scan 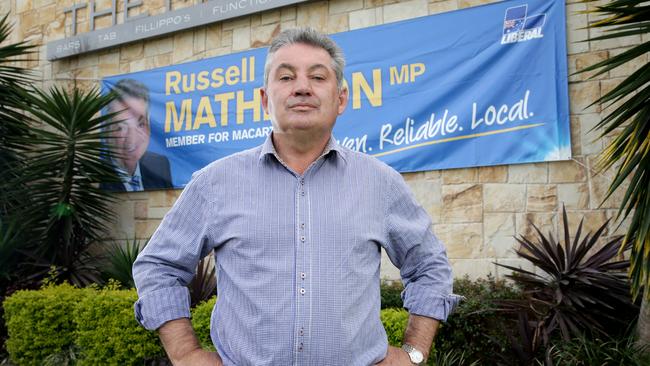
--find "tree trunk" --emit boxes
[637,290,650,351]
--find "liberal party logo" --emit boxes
[501,4,546,44]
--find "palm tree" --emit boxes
[18,87,122,286]
[0,15,122,287]
[0,15,36,287]
[580,0,649,346]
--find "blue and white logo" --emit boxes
[501,5,546,44]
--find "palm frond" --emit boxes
[578,0,650,300]
[102,237,144,288]
[11,86,121,286]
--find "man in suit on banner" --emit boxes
[102,78,173,192]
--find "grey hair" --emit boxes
[263,27,346,90]
[110,78,150,117]
[113,78,149,103]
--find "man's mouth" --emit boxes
[288,101,318,110]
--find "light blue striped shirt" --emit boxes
[133,135,460,366]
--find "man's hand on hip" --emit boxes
[375,345,413,365]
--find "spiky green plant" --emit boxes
[102,237,144,288]
[545,334,649,366]
[579,0,649,301]
[15,87,121,286]
[0,15,36,286]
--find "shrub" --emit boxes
[191,296,217,351]
[101,237,143,289]
[380,308,409,346]
[380,280,404,309]
[4,283,166,365]
[435,275,522,365]
[73,285,164,365]
[545,334,650,366]
[3,283,90,366]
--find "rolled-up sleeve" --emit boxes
[133,170,214,330]
[382,171,462,322]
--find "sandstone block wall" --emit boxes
[3,0,643,280]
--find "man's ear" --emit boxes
[337,85,349,115]
[260,87,269,114]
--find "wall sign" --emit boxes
[47,0,307,60]
[101,0,571,191]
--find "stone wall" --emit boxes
[3,0,644,280]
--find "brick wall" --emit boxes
[4,0,644,280]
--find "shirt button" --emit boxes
[300,236,305,242]
[300,179,305,185]
[299,329,304,336]
[299,288,306,295]
[300,272,306,279]
[300,223,305,229]
[301,191,305,196]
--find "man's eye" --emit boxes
[279,75,293,81]
[311,75,325,80]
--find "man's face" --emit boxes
[108,96,150,171]
[261,43,348,137]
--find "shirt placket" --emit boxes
[294,175,310,365]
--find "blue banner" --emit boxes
[102,0,570,191]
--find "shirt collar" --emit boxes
[258,132,347,163]
[111,158,143,188]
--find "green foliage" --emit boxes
[102,237,144,289]
[3,283,89,366]
[73,288,164,365]
[0,14,35,223]
[17,87,121,287]
[432,349,479,366]
[191,297,217,351]
[380,280,404,309]
[380,308,409,346]
[435,275,521,365]
[0,15,37,322]
[545,334,650,366]
[378,276,521,365]
[3,284,165,365]
[579,0,650,300]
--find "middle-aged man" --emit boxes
[102,78,173,192]
[133,28,460,366]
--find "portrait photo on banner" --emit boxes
[100,78,173,192]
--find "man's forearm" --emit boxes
[158,318,221,365]
[403,314,440,361]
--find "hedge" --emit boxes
[4,278,521,365]
[3,284,166,365]
[191,297,216,352]
[3,283,90,366]
[73,288,164,365]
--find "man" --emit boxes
[133,28,460,365]
[102,78,173,192]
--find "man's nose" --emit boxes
[292,75,313,96]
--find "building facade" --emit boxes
[4,0,645,280]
